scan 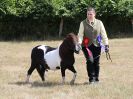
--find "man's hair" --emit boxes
[87,7,96,13]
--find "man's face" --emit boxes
[87,11,95,21]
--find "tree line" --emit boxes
[0,0,132,40]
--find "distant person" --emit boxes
[78,7,109,84]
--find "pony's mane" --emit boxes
[65,33,78,44]
[59,33,78,59]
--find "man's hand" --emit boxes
[105,45,109,53]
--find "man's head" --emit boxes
[87,7,96,21]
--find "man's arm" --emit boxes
[78,22,84,44]
[100,21,109,46]
[100,21,109,52]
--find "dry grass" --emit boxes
[0,38,133,99]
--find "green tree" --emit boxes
[52,0,79,37]
[0,0,16,17]
[15,0,33,18]
[0,0,7,17]
[28,0,54,19]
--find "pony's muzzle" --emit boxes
[75,44,82,54]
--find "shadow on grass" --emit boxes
[9,81,83,88]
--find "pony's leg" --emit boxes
[36,65,45,82]
[68,66,77,85]
[26,61,36,83]
[61,66,66,84]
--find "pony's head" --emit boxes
[65,33,81,54]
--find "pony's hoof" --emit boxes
[61,81,65,85]
[70,80,75,85]
[25,80,30,84]
[42,81,45,84]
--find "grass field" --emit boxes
[0,38,133,99]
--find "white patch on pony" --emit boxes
[44,46,61,70]
[37,45,47,54]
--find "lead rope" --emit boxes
[86,47,93,57]
[106,52,112,62]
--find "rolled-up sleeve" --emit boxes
[78,22,84,44]
[100,21,109,45]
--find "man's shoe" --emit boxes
[85,77,99,85]
[89,78,99,84]
[89,81,95,84]
[95,78,99,82]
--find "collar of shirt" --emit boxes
[86,18,95,26]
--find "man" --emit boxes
[78,7,109,84]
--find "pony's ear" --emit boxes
[65,34,75,48]
[66,34,73,41]
[67,33,78,42]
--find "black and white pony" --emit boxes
[26,33,81,84]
